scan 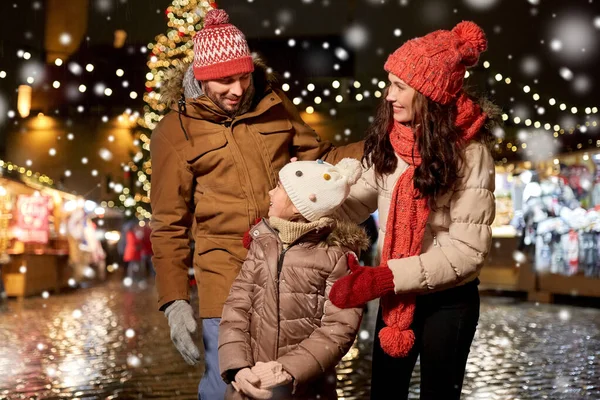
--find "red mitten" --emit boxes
[329,253,395,309]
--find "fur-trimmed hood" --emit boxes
[159,55,277,111]
[323,219,370,253]
[247,218,370,254]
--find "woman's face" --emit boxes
[268,182,298,220]
[386,73,416,123]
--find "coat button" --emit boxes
[253,230,260,236]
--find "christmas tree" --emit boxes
[119,0,217,220]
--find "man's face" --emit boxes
[202,72,252,116]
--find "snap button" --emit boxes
[253,230,260,236]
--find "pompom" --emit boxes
[335,158,362,185]
[452,21,487,52]
[378,326,415,357]
[452,21,487,66]
[204,9,229,27]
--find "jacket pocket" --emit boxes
[184,130,228,162]
[253,119,293,134]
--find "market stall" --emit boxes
[0,175,107,298]
[481,151,600,301]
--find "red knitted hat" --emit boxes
[384,21,487,104]
[192,9,254,81]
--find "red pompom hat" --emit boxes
[384,21,487,104]
[192,9,254,81]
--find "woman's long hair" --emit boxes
[363,87,497,209]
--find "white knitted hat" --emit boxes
[279,158,362,222]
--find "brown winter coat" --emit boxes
[150,61,364,317]
[218,218,368,399]
[340,140,496,293]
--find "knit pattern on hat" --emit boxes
[384,21,487,104]
[193,9,254,81]
[279,158,362,222]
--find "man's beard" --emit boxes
[204,78,255,118]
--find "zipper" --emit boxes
[261,219,324,358]
[433,235,439,247]
[274,246,290,358]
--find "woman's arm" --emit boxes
[388,142,496,293]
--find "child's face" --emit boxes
[268,182,298,220]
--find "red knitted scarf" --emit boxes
[378,92,487,357]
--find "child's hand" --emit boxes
[233,368,273,399]
[251,361,293,389]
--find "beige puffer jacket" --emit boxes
[341,141,496,293]
[218,218,368,399]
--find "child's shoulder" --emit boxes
[243,218,267,249]
[324,219,370,254]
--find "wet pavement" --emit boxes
[0,278,599,400]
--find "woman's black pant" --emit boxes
[370,279,480,400]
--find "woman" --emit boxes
[329,21,499,399]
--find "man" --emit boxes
[150,8,364,400]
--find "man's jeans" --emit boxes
[198,318,227,400]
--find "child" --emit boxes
[218,158,368,400]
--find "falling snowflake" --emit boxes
[520,55,541,76]
[513,104,531,120]
[276,9,294,26]
[517,129,529,142]
[94,83,106,96]
[550,39,563,52]
[559,67,573,81]
[558,309,571,321]
[421,0,449,25]
[99,148,113,161]
[59,33,72,46]
[549,12,597,63]
[335,47,350,61]
[96,0,113,12]
[68,62,83,76]
[572,75,592,94]
[19,61,45,86]
[513,250,527,264]
[127,354,141,367]
[343,24,369,50]
[463,0,500,11]
[559,115,577,130]
[523,130,561,161]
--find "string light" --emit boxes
[0,160,54,186]
[478,59,598,115]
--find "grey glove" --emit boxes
[164,300,201,365]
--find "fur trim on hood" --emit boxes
[246,218,370,254]
[159,55,277,109]
[324,219,371,253]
